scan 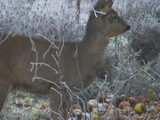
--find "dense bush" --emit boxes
[113,0,160,63]
[0,0,89,42]
[103,0,160,95]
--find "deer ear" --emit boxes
[94,0,113,13]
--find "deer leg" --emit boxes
[0,79,11,111]
[49,87,70,120]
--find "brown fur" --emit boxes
[0,0,130,119]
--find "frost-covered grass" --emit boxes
[0,91,50,120]
[0,0,92,42]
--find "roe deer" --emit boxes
[0,0,130,119]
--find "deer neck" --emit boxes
[78,12,109,58]
[77,30,109,87]
[78,30,109,65]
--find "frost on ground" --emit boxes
[0,91,50,120]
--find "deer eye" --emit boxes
[108,16,119,23]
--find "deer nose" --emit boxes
[125,26,131,31]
